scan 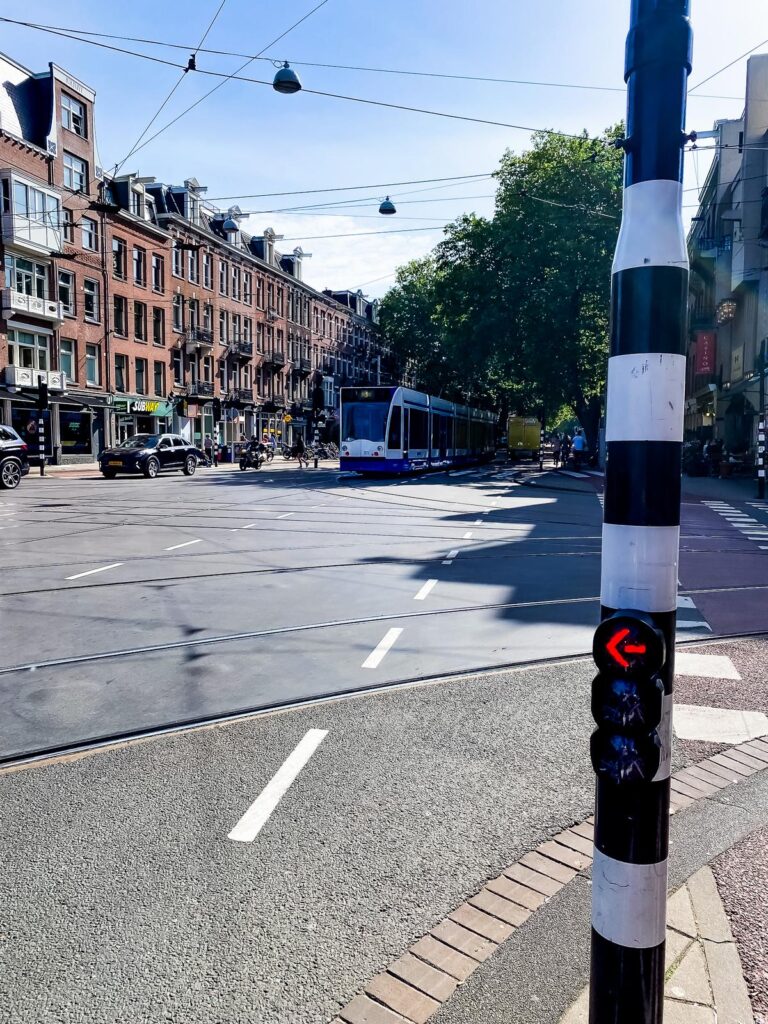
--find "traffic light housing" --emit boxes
[38,378,49,410]
[212,398,222,421]
[591,611,667,785]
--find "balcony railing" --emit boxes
[265,349,286,368]
[228,339,254,359]
[185,327,214,352]
[299,357,312,374]
[229,387,254,404]
[2,289,63,324]
[187,380,215,398]
[3,366,66,390]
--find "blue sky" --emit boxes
[3,1,766,295]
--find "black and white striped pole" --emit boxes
[590,2,692,1022]
[757,339,765,500]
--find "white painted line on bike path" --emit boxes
[165,539,202,551]
[362,628,403,669]
[414,579,438,601]
[277,512,295,519]
[65,562,124,581]
[228,729,328,843]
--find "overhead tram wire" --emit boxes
[0,17,744,101]
[111,0,230,178]
[113,0,333,164]
[688,36,768,92]
[203,172,493,202]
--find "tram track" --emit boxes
[3,625,766,773]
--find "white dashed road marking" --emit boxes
[65,562,124,581]
[165,539,202,551]
[463,532,473,539]
[228,729,328,843]
[675,652,741,680]
[362,628,403,669]
[276,512,294,519]
[674,704,768,744]
[414,579,438,601]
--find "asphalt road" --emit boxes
[0,463,766,1023]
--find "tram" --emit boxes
[339,386,496,474]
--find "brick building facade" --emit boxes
[0,51,394,463]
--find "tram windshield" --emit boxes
[342,401,390,442]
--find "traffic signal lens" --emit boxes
[593,612,665,675]
[591,674,665,732]
[590,730,661,785]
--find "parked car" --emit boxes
[99,434,201,479]
[0,424,30,489]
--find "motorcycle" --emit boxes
[239,447,264,471]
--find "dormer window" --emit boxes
[130,189,143,218]
[62,93,87,138]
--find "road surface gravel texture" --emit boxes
[712,827,768,1024]
[0,466,765,1022]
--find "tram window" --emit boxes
[387,405,402,449]
[431,414,440,449]
[456,417,468,449]
[342,401,390,442]
[408,408,428,449]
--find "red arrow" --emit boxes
[624,643,647,655]
[606,627,631,668]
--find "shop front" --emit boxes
[0,383,109,464]
[113,396,174,443]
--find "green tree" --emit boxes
[380,126,624,449]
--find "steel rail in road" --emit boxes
[1,626,765,773]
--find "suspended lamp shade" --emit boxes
[273,62,302,94]
[379,196,396,215]
[222,217,239,232]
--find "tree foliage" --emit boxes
[378,127,624,446]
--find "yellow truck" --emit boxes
[507,416,541,461]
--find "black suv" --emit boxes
[99,433,202,479]
[0,425,30,489]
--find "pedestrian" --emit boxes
[552,433,562,469]
[561,434,572,467]
[294,433,308,468]
[572,429,586,470]
[203,433,214,467]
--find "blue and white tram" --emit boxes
[339,386,496,474]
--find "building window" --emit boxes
[153,307,165,346]
[244,318,252,343]
[59,270,75,315]
[62,208,74,243]
[188,249,199,284]
[152,254,164,292]
[219,309,228,344]
[134,301,147,341]
[82,216,98,252]
[256,277,264,308]
[83,279,100,322]
[172,243,183,277]
[62,93,87,137]
[232,313,241,341]
[112,237,127,278]
[219,260,228,295]
[203,303,213,332]
[5,254,47,298]
[133,247,147,286]
[63,152,87,192]
[232,266,241,301]
[172,349,183,384]
[86,343,100,385]
[172,294,183,332]
[113,295,128,336]
[277,287,284,316]
[135,357,148,395]
[202,356,213,383]
[244,272,252,305]
[256,321,264,353]
[153,360,165,396]
[115,354,128,393]
[60,338,76,380]
[8,329,49,370]
[267,282,274,309]
[203,253,212,289]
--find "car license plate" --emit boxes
[108,460,121,466]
